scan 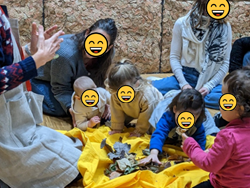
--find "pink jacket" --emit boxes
[183,118,250,188]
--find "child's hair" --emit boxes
[168,89,206,126]
[73,76,96,97]
[105,59,149,93]
[224,66,250,118]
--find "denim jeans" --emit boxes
[243,51,250,67]
[30,78,67,117]
[152,66,222,110]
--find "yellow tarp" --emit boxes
[60,126,215,188]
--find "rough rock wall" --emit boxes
[44,0,162,73]
[6,0,250,73]
[5,0,43,46]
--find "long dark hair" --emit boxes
[73,18,118,87]
[224,66,250,118]
[189,0,226,28]
[168,89,206,126]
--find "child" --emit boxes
[71,76,111,131]
[182,67,250,188]
[140,89,206,165]
[105,59,163,137]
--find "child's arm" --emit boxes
[75,114,89,131]
[75,115,100,131]
[140,112,174,164]
[135,98,154,135]
[183,130,235,173]
[109,95,126,133]
[149,112,173,153]
[191,124,206,150]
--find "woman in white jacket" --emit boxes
[152,0,232,110]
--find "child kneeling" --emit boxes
[105,59,163,137]
[140,89,206,165]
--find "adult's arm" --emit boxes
[50,56,75,114]
[229,37,250,73]
[203,23,232,91]
[170,18,189,89]
[0,26,64,94]
[0,57,37,94]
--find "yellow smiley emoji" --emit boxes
[117,85,135,103]
[206,0,230,20]
[84,33,108,57]
[219,93,237,111]
[81,89,99,107]
[177,112,195,129]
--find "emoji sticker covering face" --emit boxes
[206,0,230,20]
[81,89,99,107]
[219,93,237,111]
[177,111,195,129]
[84,33,108,57]
[117,85,135,103]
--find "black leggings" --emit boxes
[193,180,214,188]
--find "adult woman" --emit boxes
[30,18,118,117]
[0,3,82,187]
[229,37,250,73]
[152,0,232,110]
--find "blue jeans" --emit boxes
[243,51,250,67]
[152,66,222,110]
[30,78,67,117]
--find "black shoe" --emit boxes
[213,112,229,128]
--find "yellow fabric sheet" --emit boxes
[59,126,215,188]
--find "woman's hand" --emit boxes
[30,23,60,55]
[199,87,209,96]
[139,149,162,165]
[32,25,64,69]
[182,84,192,90]
[102,104,111,120]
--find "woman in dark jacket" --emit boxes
[30,18,118,117]
[229,37,250,73]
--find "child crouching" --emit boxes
[71,76,111,131]
[105,59,163,137]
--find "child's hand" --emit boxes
[109,130,122,135]
[181,133,189,149]
[129,131,142,137]
[102,104,111,120]
[140,149,162,165]
[88,116,100,128]
[204,149,210,153]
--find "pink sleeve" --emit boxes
[183,131,235,173]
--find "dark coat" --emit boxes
[229,37,250,73]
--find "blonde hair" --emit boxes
[73,76,96,97]
[105,59,150,93]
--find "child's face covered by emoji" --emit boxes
[220,83,241,122]
[173,106,201,129]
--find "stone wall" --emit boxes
[7,0,250,73]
